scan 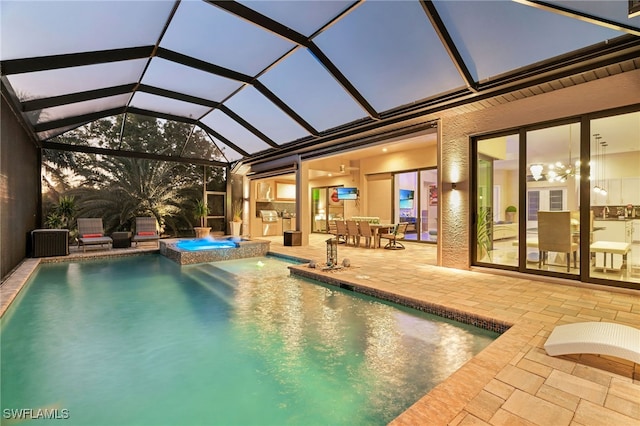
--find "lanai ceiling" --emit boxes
[2,1,639,168]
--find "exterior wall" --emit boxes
[437,69,640,269]
[1,96,40,280]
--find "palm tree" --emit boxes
[71,156,192,233]
[43,116,225,235]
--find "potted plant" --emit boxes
[193,199,211,238]
[505,205,517,222]
[230,200,243,237]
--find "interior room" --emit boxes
[247,132,438,242]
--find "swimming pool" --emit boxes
[1,255,498,425]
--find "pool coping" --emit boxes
[289,264,511,334]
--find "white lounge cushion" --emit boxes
[544,322,640,364]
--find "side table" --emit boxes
[112,231,132,249]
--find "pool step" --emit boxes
[189,264,239,288]
[183,265,240,305]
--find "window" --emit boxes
[528,191,540,221]
[549,190,564,211]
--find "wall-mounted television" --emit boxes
[337,187,358,200]
[399,189,414,200]
[399,189,414,209]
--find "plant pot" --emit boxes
[505,212,516,222]
[194,227,211,238]
[230,221,242,236]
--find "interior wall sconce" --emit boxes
[451,182,457,190]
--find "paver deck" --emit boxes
[2,234,638,425]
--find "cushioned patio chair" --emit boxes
[132,217,160,247]
[381,222,409,250]
[77,218,112,252]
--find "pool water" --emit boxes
[175,237,237,250]
[1,255,498,425]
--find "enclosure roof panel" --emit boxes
[2,0,639,166]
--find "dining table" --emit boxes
[368,223,394,248]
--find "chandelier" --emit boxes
[550,158,580,182]
[529,125,580,183]
[529,160,580,182]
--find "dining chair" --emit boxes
[380,222,409,250]
[328,220,338,236]
[345,220,359,246]
[334,220,348,244]
[357,221,373,248]
[538,211,578,272]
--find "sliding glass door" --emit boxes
[474,109,640,289]
[588,111,640,285]
[394,168,437,243]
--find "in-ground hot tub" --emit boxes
[160,236,270,265]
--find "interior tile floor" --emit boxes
[1,234,638,426]
[488,238,640,285]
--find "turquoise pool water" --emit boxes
[175,237,237,250]
[1,255,498,425]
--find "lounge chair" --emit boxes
[380,222,409,250]
[544,322,640,364]
[132,217,160,247]
[77,218,112,252]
